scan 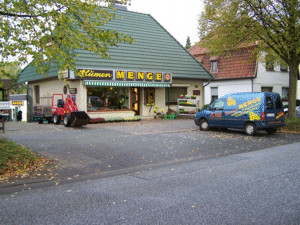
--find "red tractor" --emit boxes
[51,94,90,127]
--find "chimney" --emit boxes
[113,1,128,11]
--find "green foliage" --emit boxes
[198,0,299,119]
[0,0,134,75]
[0,138,36,175]
[201,104,210,110]
[185,36,191,49]
[281,118,300,132]
[0,62,27,94]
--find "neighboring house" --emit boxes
[9,94,28,122]
[189,43,297,105]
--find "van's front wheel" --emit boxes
[199,119,209,131]
[245,123,256,136]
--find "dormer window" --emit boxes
[210,61,218,72]
[209,56,219,73]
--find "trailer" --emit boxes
[33,96,53,124]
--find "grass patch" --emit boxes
[0,138,51,181]
[279,118,300,133]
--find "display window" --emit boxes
[87,87,130,112]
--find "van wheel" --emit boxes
[53,113,60,125]
[199,119,209,131]
[266,128,277,134]
[245,123,256,136]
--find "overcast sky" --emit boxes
[128,0,204,47]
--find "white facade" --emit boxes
[204,61,295,105]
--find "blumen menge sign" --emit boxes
[75,69,172,83]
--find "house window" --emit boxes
[165,87,187,105]
[280,64,288,72]
[210,61,218,73]
[34,85,40,104]
[211,87,218,103]
[261,87,273,93]
[282,87,289,101]
[265,55,274,71]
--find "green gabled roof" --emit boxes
[19,9,212,83]
[18,62,58,83]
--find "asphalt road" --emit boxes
[0,142,299,224]
[1,120,300,186]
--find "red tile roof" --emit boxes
[189,44,257,80]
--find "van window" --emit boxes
[266,96,274,110]
[275,96,283,109]
[212,99,225,111]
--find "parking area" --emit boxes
[2,119,300,182]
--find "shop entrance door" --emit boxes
[130,87,140,115]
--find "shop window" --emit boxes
[34,85,40,104]
[211,87,218,103]
[210,61,218,73]
[261,87,273,93]
[165,87,187,105]
[282,87,289,101]
[87,87,130,112]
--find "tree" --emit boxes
[185,36,192,49]
[0,0,134,75]
[0,62,26,94]
[198,0,299,119]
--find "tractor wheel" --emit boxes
[64,114,71,127]
[53,113,61,125]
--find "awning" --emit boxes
[84,81,171,87]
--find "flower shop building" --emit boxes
[18,9,212,120]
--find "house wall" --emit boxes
[204,80,252,105]
[29,79,86,110]
[254,62,289,96]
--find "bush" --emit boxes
[201,104,210,110]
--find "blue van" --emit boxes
[194,92,285,135]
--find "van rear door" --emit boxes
[264,94,284,125]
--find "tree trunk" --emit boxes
[287,58,298,119]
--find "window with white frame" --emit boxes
[261,87,273,93]
[280,64,288,72]
[211,87,218,103]
[282,87,289,101]
[210,61,218,73]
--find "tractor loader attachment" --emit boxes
[70,111,90,127]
